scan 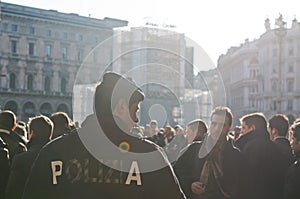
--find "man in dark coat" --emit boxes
[6,115,53,199]
[173,119,208,198]
[268,114,295,165]
[284,121,300,199]
[0,111,27,161]
[175,107,243,199]
[0,137,9,199]
[22,72,186,199]
[235,112,289,199]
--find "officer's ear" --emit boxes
[12,123,17,131]
[228,124,233,131]
[28,130,34,140]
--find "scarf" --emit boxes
[199,137,230,198]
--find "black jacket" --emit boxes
[283,153,300,199]
[273,137,295,165]
[0,137,9,199]
[235,130,290,199]
[0,129,27,161]
[22,114,186,199]
[174,138,243,199]
[173,140,202,198]
[6,138,50,199]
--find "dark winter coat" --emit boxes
[174,138,243,199]
[283,153,300,199]
[5,138,50,199]
[0,129,27,161]
[22,114,186,199]
[0,137,9,199]
[235,129,290,199]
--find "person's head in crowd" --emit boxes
[287,114,296,126]
[143,124,151,137]
[164,125,174,138]
[268,114,289,140]
[294,117,300,124]
[290,122,300,155]
[15,124,28,142]
[240,112,268,136]
[174,124,184,135]
[159,128,165,135]
[28,115,53,142]
[0,110,17,131]
[185,119,208,143]
[17,120,28,132]
[233,126,241,141]
[50,112,72,139]
[94,72,144,132]
[209,106,233,142]
[150,120,158,134]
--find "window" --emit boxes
[272,64,278,73]
[29,27,35,35]
[250,69,257,78]
[10,40,18,53]
[46,30,52,37]
[9,73,16,89]
[288,46,294,56]
[27,75,33,90]
[272,100,277,111]
[271,79,278,94]
[2,23,8,31]
[78,34,83,41]
[61,78,67,93]
[62,47,68,59]
[287,99,293,110]
[45,44,52,57]
[287,99,293,111]
[28,42,35,56]
[78,49,83,61]
[288,63,294,73]
[11,24,18,32]
[23,102,35,122]
[287,79,294,92]
[63,32,68,39]
[45,76,51,92]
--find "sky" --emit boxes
[2,0,300,69]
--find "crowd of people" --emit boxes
[0,72,300,199]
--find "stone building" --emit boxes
[0,2,127,121]
[218,15,300,125]
[111,26,200,126]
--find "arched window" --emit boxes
[40,103,53,117]
[45,76,51,92]
[9,73,16,89]
[271,79,278,94]
[4,101,18,114]
[27,74,33,90]
[23,102,35,122]
[61,78,67,93]
[56,104,69,115]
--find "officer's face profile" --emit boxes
[129,101,140,124]
[113,98,140,132]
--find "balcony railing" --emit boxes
[0,88,72,97]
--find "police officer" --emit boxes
[22,72,186,199]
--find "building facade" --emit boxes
[110,26,212,126]
[0,2,127,121]
[218,16,300,125]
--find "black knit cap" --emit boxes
[94,72,144,115]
